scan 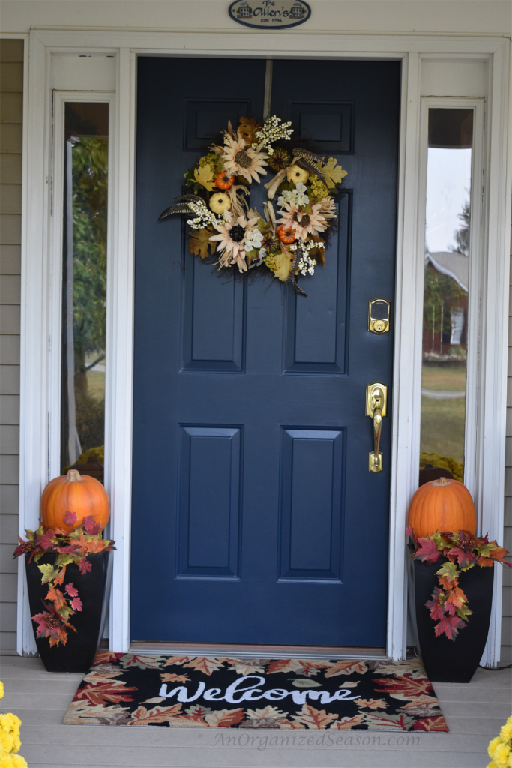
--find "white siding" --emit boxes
[503,240,512,662]
[0,39,23,655]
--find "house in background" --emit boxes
[0,1,510,666]
[423,251,469,359]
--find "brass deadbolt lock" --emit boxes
[368,299,391,334]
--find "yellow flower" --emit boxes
[0,682,4,700]
[308,176,329,202]
[0,756,28,768]
[491,737,503,756]
[495,744,511,768]
[501,721,512,743]
[0,713,21,734]
[0,729,14,752]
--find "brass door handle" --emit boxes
[366,383,388,473]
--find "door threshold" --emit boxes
[129,641,388,660]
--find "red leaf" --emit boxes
[13,537,30,558]
[84,539,108,554]
[412,716,449,732]
[414,538,440,563]
[64,511,78,526]
[374,674,433,699]
[426,590,445,622]
[438,573,458,590]
[445,586,467,610]
[75,680,137,707]
[488,545,509,563]
[65,583,79,597]
[54,565,67,585]
[46,586,66,611]
[36,529,56,550]
[70,597,82,611]
[434,615,466,640]
[446,547,477,567]
[78,558,92,575]
[83,515,101,535]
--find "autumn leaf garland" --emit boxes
[407,527,511,641]
[13,512,115,647]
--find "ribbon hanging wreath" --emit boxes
[158,116,348,297]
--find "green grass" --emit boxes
[86,370,105,401]
[422,365,466,391]
[420,395,466,465]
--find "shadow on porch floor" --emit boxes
[0,656,511,767]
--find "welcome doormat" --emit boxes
[63,652,449,731]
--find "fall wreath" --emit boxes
[158,116,347,297]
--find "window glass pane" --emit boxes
[61,103,109,482]
[420,108,473,485]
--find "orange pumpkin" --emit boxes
[214,171,234,190]
[407,477,476,538]
[41,469,110,532]
[277,224,296,244]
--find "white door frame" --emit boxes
[18,29,511,663]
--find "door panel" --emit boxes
[131,57,400,646]
[280,428,344,580]
[178,426,241,577]
[284,193,350,373]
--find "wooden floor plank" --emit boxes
[432,685,512,703]
[17,725,491,752]
[17,743,492,768]
[439,700,512,719]
[440,717,509,735]
[7,678,85,694]
[1,693,77,710]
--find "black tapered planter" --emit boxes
[413,558,494,683]
[25,551,109,673]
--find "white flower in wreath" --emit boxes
[244,228,264,251]
[277,182,310,209]
[209,211,260,273]
[277,201,329,240]
[222,134,268,184]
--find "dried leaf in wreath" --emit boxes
[321,157,348,189]
[193,164,215,191]
[238,117,262,146]
[189,228,217,259]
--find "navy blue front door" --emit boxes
[131,58,400,646]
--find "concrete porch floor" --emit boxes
[0,655,511,768]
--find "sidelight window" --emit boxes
[60,102,109,481]
[419,107,474,485]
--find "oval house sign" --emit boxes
[229,0,311,29]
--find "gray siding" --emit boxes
[0,39,23,655]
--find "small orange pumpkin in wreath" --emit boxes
[277,224,296,244]
[214,171,234,190]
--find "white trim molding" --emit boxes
[18,29,511,661]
